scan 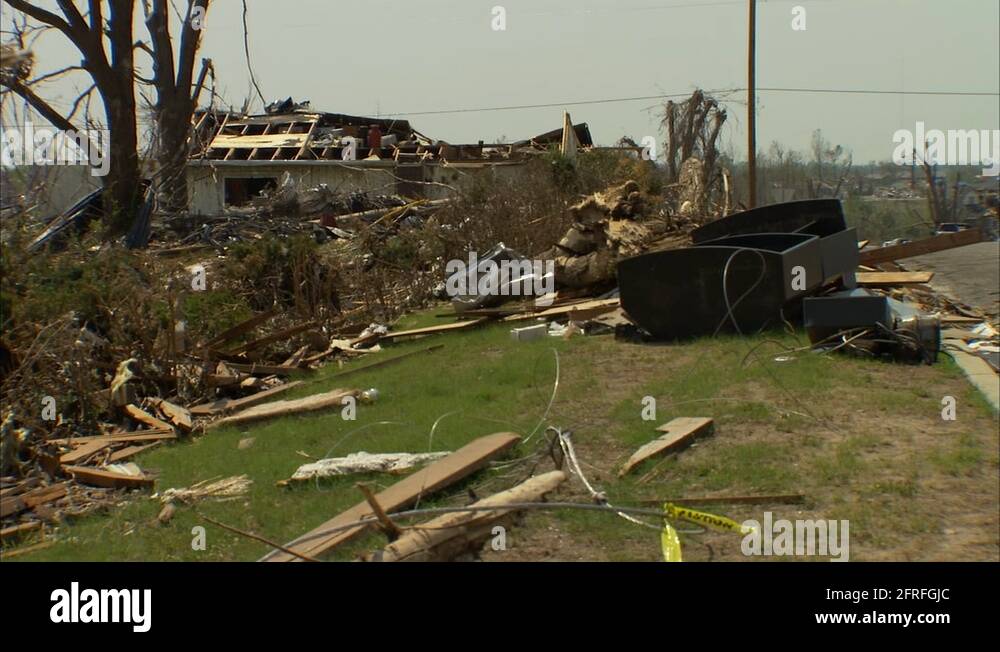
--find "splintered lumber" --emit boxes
[858,227,984,265]
[203,309,277,349]
[0,482,69,518]
[856,271,934,287]
[62,465,154,489]
[379,318,489,341]
[59,439,111,465]
[619,417,714,477]
[188,380,304,416]
[207,387,360,430]
[261,432,522,562]
[148,398,193,431]
[367,470,567,562]
[123,404,174,431]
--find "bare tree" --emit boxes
[1,0,212,234]
[661,89,729,214]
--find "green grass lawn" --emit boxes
[8,306,998,562]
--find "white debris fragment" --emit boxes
[289,451,450,482]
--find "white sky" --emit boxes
[3,0,999,163]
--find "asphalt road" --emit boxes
[907,241,1000,318]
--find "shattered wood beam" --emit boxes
[62,465,154,489]
[367,470,567,562]
[858,227,984,265]
[619,417,714,477]
[261,432,521,562]
[207,388,359,430]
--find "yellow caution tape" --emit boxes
[661,522,682,562]
[663,502,755,535]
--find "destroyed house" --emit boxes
[185,106,594,215]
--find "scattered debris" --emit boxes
[282,451,451,485]
[261,432,521,561]
[619,417,714,477]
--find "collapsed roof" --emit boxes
[190,104,593,164]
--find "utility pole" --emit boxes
[748,0,758,207]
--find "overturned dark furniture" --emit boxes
[618,199,859,340]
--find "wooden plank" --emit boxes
[856,271,935,287]
[124,404,174,431]
[0,520,42,541]
[261,432,522,562]
[619,417,714,477]
[502,298,620,323]
[379,318,489,341]
[62,465,154,489]
[207,388,359,430]
[0,477,40,498]
[188,380,304,416]
[48,431,176,446]
[858,228,984,265]
[0,482,69,518]
[59,439,111,465]
[108,442,161,463]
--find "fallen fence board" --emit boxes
[261,432,522,562]
[368,470,566,562]
[858,228,984,265]
[207,388,359,430]
[619,417,714,477]
[856,271,934,286]
[189,381,304,416]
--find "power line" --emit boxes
[384,87,1000,117]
